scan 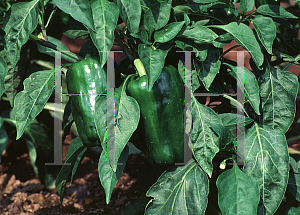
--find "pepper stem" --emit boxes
[134,59,146,77]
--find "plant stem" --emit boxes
[114,30,135,62]
[220,45,240,59]
[223,94,250,118]
[29,34,83,62]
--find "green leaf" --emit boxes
[37,36,77,63]
[240,0,254,13]
[24,121,60,188]
[178,59,201,92]
[178,25,218,44]
[13,70,54,140]
[0,55,8,98]
[210,22,264,69]
[217,164,260,215]
[95,84,139,172]
[55,137,87,205]
[259,65,299,134]
[52,0,95,31]
[62,100,73,143]
[286,205,300,215]
[191,95,221,177]
[154,21,185,43]
[94,95,107,147]
[219,113,254,133]
[288,170,300,202]
[183,12,190,26]
[143,0,172,34]
[225,63,260,115]
[287,156,300,201]
[0,50,26,107]
[256,4,298,19]
[241,123,289,215]
[289,156,299,174]
[123,196,151,215]
[4,0,39,67]
[114,0,141,34]
[0,126,8,163]
[212,32,234,48]
[25,139,39,179]
[79,39,98,58]
[145,159,209,215]
[138,28,152,45]
[98,144,129,204]
[89,0,119,67]
[194,46,221,91]
[63,20,89,39]
[252,15,276,54]
[193,0,218,2]
[138,44,170,92]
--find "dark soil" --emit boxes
[0,134,147,215]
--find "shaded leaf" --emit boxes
[55,137,87,205]
[138,28,152,45]
[1,49,27,107]
[52,0,95,31]
[287,156,300,201]
[256,4,298,19]
[63,20,90,39]
[289,156,299,174]
[62,100,73,143]
[0,126,8,163]
[24,121,60,188]
[219,113,254,133]
[37,36,77,63]
[0,55,8,98]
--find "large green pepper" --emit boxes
[127,63,184,165]
[66,56,107,147]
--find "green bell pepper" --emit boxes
[127,63,184,165]
[66,56,107,147]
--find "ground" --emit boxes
[0,134,146,215]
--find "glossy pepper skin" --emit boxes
[66,56,107,147]
[127,65,184,165]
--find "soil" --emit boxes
[0,133,147,215]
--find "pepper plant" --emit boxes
[0,0,300,214]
